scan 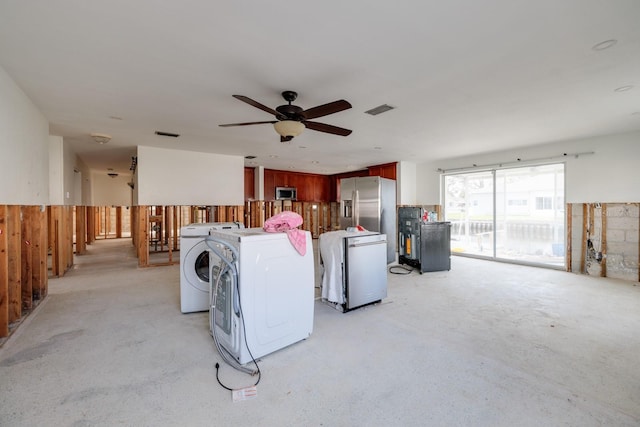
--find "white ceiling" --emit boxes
[1,1,639,176]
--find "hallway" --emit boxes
[1,237,639,426]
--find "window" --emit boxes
[444,163,565,268]
[535,197,553,210]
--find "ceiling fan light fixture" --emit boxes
[274,120,304,138]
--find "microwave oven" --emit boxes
[275,187,297,200]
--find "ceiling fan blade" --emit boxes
[233,95,280,116]
[219,121,276,127]
[303,121,352,136]
[303,100,352,120]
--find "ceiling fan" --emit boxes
[219,91,352,142]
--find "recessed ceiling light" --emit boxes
[299,146,307,149]
[374,146,382,150]
[614,85,634,92]
[592,39,617,51]
[109,116,123,121]
[269,155,278,158]
[244,155,256,159]
[311,160,319,164]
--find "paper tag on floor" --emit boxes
[232,386,257,402]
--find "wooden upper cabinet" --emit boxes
[313,175,329,202]
[264,169,331,202]
[368,162,397,180]
[262,164,394,202]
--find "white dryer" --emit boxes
[207,228,315,365]
[179,222,243,313]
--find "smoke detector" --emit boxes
[91,133,112,144]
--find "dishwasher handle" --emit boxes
[348,240,386,248]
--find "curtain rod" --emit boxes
[437,151,595,174]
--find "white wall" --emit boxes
[137,146,244,206]
[415,163,443,205]
[91,172,133,206]
[50,135,86,205]
[416,131,640,204]
[62,138,78,205]
[0,66,49,205]
[49,135,64,205]
[75,156,92,205]
[397,161,417,205]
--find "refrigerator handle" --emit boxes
[354,190,359,226]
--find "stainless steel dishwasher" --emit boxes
[343,232,388,311]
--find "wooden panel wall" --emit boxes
[0,205,8,337]
[75,206,87,254]
[49,206,74,277]
[20,206,33,312]
[236,201,338,234]
[0,205,49,338]
[135,206,149,267]
[87,206,96,244]
[7,205,21,323]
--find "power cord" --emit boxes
[213,289,262,391]
[389,265,414,274]
[215,360,261,391]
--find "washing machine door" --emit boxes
[183,240,210,293]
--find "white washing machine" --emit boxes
[207,227,315,365]
[179,222,243,313]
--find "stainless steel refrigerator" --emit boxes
[339,176,396,263]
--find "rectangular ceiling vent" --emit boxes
[155,131,180,138]
[365,104,395,116]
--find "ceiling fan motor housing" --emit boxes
[276,104,304,121]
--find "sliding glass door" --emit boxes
[444,163,565,268]
[445,170,494,257]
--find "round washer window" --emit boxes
[194,251,209,282]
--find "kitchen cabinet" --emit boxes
[368,162,397,180]
[264,169,332,202]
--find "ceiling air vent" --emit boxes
[155,131,180,138]
[365,104,395,116]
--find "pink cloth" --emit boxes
[263,211,307,255]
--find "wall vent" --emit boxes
[365,104,395,116]
[155,131,180,137]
